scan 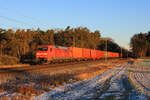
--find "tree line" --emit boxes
[0,26,127,62]
[130,31,150,57]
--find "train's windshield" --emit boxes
[37,47,48,51]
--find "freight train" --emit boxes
[36,45,122,63]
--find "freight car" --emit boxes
[36,45,121,63]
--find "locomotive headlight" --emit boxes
[36,53,47,56]
[43,53,47,55]
[36,53,41,55]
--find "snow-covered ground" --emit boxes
[129,59,150,98]
[1,59,150,100]
[34,60,149,100]
[34,66,121,100]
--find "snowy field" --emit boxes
[34,59,150,100]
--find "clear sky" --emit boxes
[0,0,150,49]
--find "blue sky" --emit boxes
[0,0,150,49]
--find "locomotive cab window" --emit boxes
[37,47,48,51]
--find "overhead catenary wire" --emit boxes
[0,7,50,29]
[0,23,14,29]
[0,15,27,25]
[0,15,38,29]
[0,7,41,29]
[0,7,40,22]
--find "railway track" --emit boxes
[0,58,123,73]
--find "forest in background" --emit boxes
[130,31,150,57]
[0,26,129,64]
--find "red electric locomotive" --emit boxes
[36,45,72,62]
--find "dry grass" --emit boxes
[0,59,128,99]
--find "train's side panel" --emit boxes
[46,46,72,61]
[112,52,115,58]
[82,48,91,59]
[100,51,105,58]
[96,50,105,59]
[70,47,83,59]
[112,53,115,58]
[107,52,110,58]
[116,53,119,57]
[113,53,118,58]
[108,52,115,58]
[64,49,72,58]
[116,52,120,58]
[95,50,100,59]
[119,53,122,58]
[91,50,97,60]
[115,53,119,58]
[97,50,101,59]
[53,48,72,59]
[107,52,120,58]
